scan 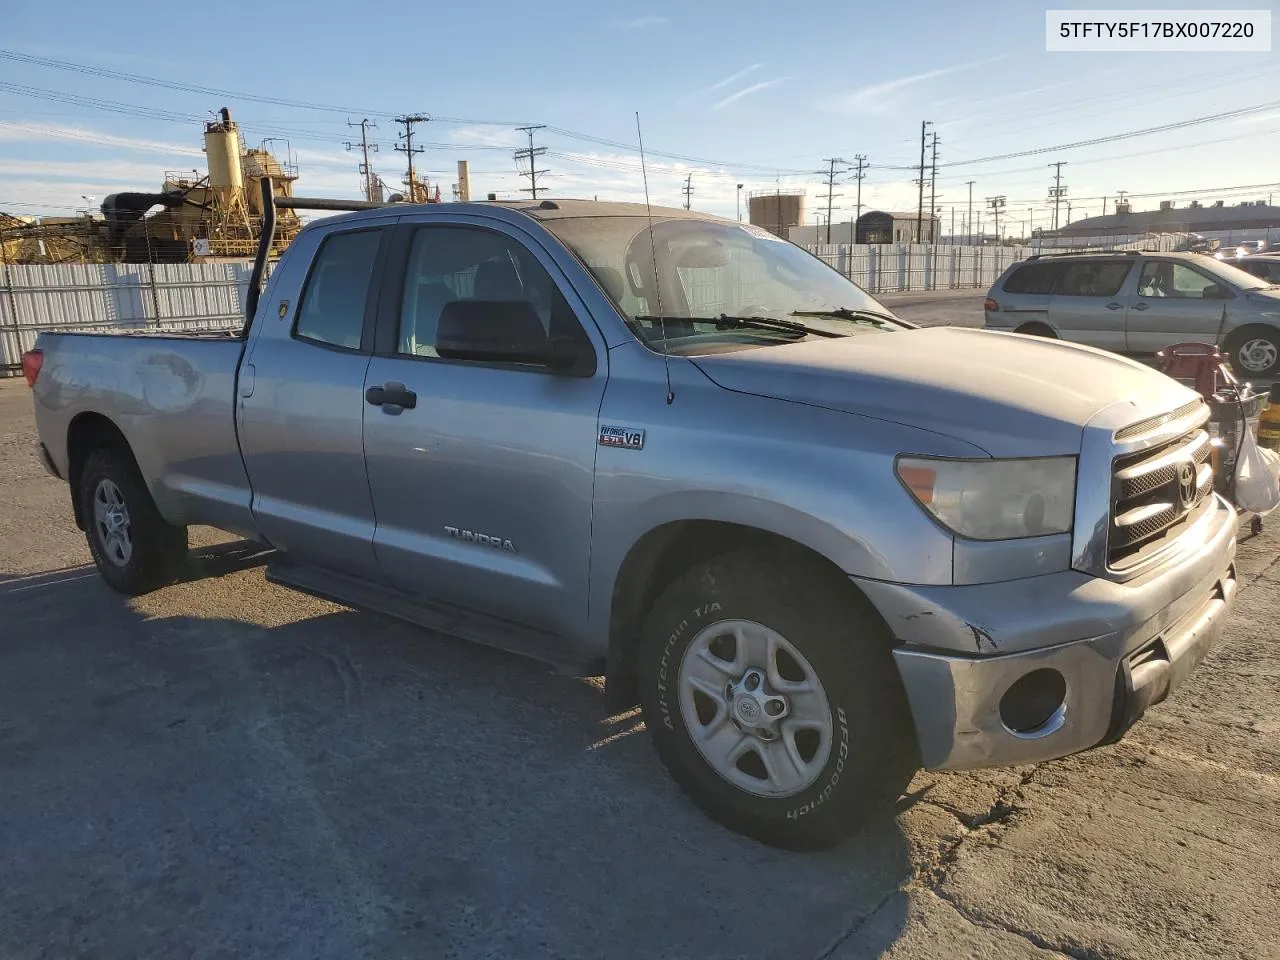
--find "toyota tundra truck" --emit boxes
[24,190,1238,850]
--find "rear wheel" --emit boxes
[1014,323,1057,339]
[78,446,187,595]
[1225,327,1280,378]
[637,550,918,850]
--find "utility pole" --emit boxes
[820,157,846,244]
[345,118,380,202]
[514,124,549,200]
[851,154,867,244]
[1102,195,1108,216]
[682,174,694,210]
[950,206,955,244]
[916,121,931,242]
[965,180,975,245]
[987,195,1006,245]
[1028,207,1034,238]
[394,114,430,202]
[1048,161,1068,232]
[928,132,939,244]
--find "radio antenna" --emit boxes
[635,111,674,405]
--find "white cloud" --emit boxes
[713,79,788,111]
[683,64,764,103]
[616,15,668,29]
[833,55,1012,114]
[0,121,204,157]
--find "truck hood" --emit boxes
[691,326,1198,457]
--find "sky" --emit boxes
[2,0,1279,235]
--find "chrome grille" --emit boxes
[1108,421,1214,568]
[1114,399,1204,442]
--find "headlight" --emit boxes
[896,456,1077,540]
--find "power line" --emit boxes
[513,124,549,200]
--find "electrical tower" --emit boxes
[394,114,430,203]
[916,121,932,242]
[851,155,867,243]
[987,195,1006,243]
[682,174,694,210]
[345,118,381,203]
[819,158,846,244]
[1048,161,1068,231]
[514,125,549,199]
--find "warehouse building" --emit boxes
[1055,199,1280,239]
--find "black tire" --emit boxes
[1224,326,1280,379]
[78,446,187,595]
[637,549,918,851]
[1014,323,1057,339]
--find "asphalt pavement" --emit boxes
[2,375,1279,960]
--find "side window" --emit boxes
[1002,262,1065,294]
[1054,261,1132,298]
[1139,261,1218,299]
[397,226,585,360]
[294,229,382,349]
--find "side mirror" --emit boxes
[1203,283,1232,300]
[435,300,593,375]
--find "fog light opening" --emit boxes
[999,668,1068,739]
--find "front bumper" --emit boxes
[858,494,1238,771]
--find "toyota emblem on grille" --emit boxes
[1178,462,1198,508]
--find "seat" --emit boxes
[401,281,453,355]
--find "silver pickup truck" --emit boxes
[25,194,1238,850]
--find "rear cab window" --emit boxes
[293,229,383,350]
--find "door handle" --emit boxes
[1132,302,1149,311]
[1105,302,1122,311]
[365,381,417,410]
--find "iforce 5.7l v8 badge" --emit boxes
[598,425,645,450]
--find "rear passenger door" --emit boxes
[1046,259,1135,352]
[238,223,389,577]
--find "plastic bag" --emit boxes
[1234,428,1280,515]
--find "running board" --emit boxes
[265,560,603,677]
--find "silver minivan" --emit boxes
[984,251,1280,377]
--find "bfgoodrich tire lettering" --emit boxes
[78,446,187,596]
[638,549,918,850]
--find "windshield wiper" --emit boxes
[633,314,837,337]
[789,307,901,327]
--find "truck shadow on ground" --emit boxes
[0,561,913,960]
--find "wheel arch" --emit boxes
[602,519,884,711]
[1013,320,1059,338]
[65,412,137,530]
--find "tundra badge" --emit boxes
[599,425,645,450]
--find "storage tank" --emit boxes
[747,189,805,239]
[204,107,243,192]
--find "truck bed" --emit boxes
[31,330,257,538]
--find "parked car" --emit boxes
[984,250,1280,377]
[25,196,1237,851]
[1219,253,1280,285]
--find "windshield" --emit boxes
[543,216,905,353]
[1200,256,1273,290]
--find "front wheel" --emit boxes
[78,446,188,595]
[1226,327,1280,378]
[637,550,918,850]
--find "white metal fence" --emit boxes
[0,262,254,374]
